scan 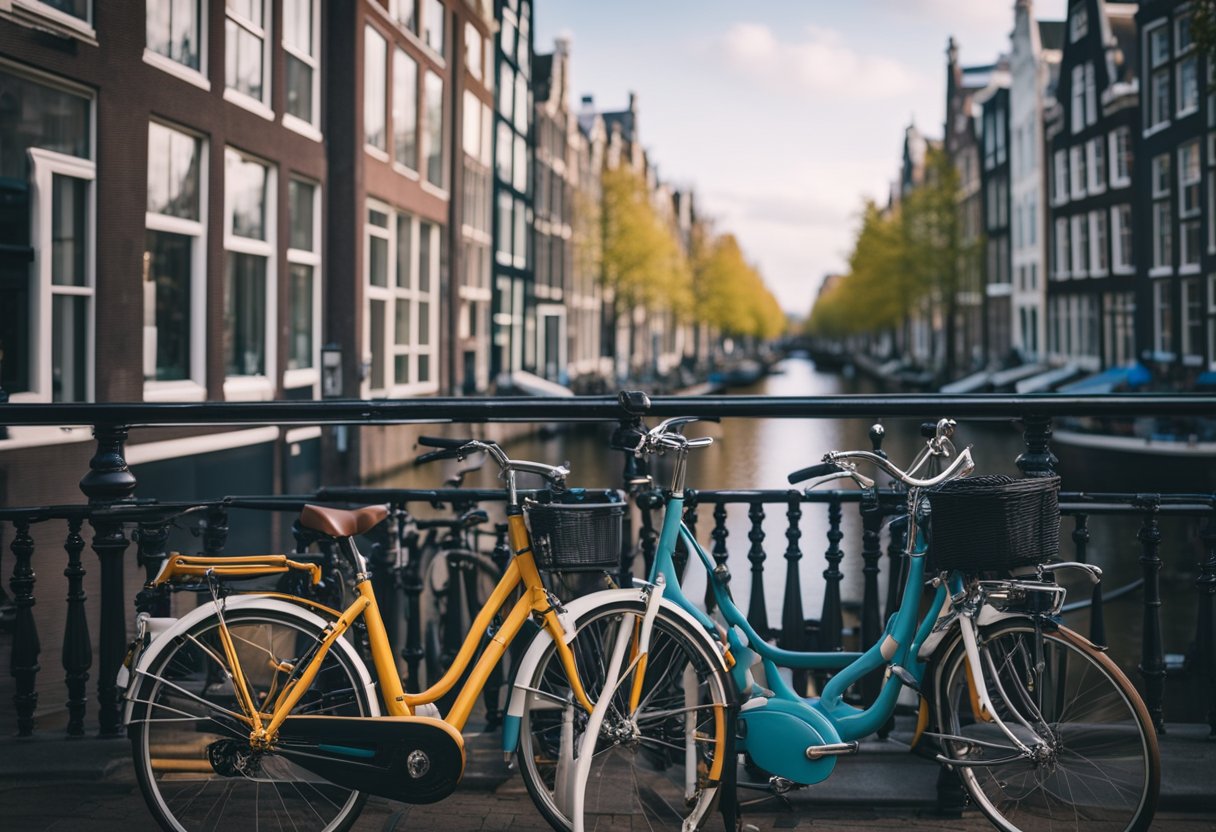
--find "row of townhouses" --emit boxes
[897,0,1215,391]
[0,0,709,506]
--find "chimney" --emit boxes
[628,91,638,112]
[555,35,571,56]
[946,36,959,67]
[580,94,594,114]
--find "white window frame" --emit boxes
[392,47,420,177]
[222,147,277,400]
[1145,20,1171,134]
[1086,137,1105,194]
[223,0,274,120]
[284,178,322,392]
[1089,210,1108,277]
[1153,279,1175,359]
[144,121,208,403]
[282,0,322,140]
[1108,128,1132,187]
[1053,149,1069,205]
[1069,145,1086,200]
[8,0,96,43]
[13,148,97,404]
[1182,277,1203,360]
[1112,204,1134,274]
[1084,62,1097,127]
[1054,217,1070,278]
[421,69,448,195]
[1070,214,1088,277]
[1178,139,1201,218]
[1151,200,1173,276]
[143,0,210,91]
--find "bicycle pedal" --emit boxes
[888,664,920,693]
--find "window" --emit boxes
[365,26,388,153]
[1070,2,1087,42]
[1071,214,1088,276]
[466,22,483,80]
[223,148,275,395]
[423,70,445,188]
[1071,64,1085,133]
[286,179,320,387]
[1053,150,1068,205]
[283,0,320,131]
[1069,145,1086,199]
[1179,140,1201,270]
[225,0,270,110]
[1152,201,1173,271]
[146,0,203,73]
[0,69,94,404]
[1112,205,1134,272]
[365,203,439,395]
[1084,62,1096,127]
[1148,23,1170,130]
[1054,217,1070,278]
[1086,137,1105,193]
[423,0,446,56]
[145,122,205,397]
[1089,210,1108,276]
[1109,127,1132,186]
[1182,278,1203,359]
[1154,280,1173,356]
[393,49,418,170]
[1178,55,1199,117]
[391,0,416,31]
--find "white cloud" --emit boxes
[720,23,920,99]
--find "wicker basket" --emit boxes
[927,475,1060,572]
[527,502,625,572]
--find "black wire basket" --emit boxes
[527,501,625,572]
[927,475,1060,572]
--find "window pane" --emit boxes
[393,0,416,30]
[51,293,89,402]
[425,71,444,186]
[394,354,410,385]
[396,213,412,287]
[369,234,389,287]
[419,222,432,292]
[145,230,192,381]
[51,174,87,287]
[225,252,266,376]
[513,134,527,192]
[289,179,315,251]
[286,54,314,123]
[148,0,201,70]
[395,298,411,344]
[514,72,528,132]
[393,49,418,168]
[227,153,267,239]
[365,27,387,150]
[496,121,513,181]
[147,122,201,219]
[283,0,312,54]
[288,262,313,370]
[418,299,430,344]
[226,19,265,101]
[368,208,389,228]
[465,23,482,79]
[424,0,445,55]
[227,0,262,26]
[417,353,430,383]
[0,69,91,178]
[369,298,386,390]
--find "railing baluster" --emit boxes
[401,529,425,692]
[820,497,844,652]
[62,516,92,736]
[201,505,229,556]
[636,490,662,578]
[706,503,728,613]
[860,489,883,704]
[133,521,171,617]
[781,492,806,694]
[1196,510,1216,738]
[1137,495,1165,733]
[1071,513,1104,647]
[9,519,39,737]
[746,502,769,637]
[1016,414,1057,477]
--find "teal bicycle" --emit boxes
[505,393,1160,832]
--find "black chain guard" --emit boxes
[275,715,465,804]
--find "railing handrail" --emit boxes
[2,392,1215,427]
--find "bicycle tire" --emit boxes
[515,599,731,832]
[929,619,1160,832]
[130,606,374,832]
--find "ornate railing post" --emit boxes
[1071,513,1105,647]
[401,530,425,692]
[1196,510,1216,738]
[9,519,39,737]
[706,503,729,613]
[1137,495,1165,733]
[884,506,905,623]
[62,515,93,736]
[781,492,807,693]
[819,497,844,652]
[1016,414,1057,477]
[80,424,137,737]
[200,505,229,556]
[746,501,769,637]
[133,520,171,617]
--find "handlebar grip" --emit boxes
[920,422,938,439]
[415,448,463,465]
[787,462,844,485]
[418,436,472,449]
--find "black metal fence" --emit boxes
[1,394,1214,741]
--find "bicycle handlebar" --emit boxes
[824,446,975,489]
[414,437,570,485]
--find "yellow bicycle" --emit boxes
[120,439,663,832]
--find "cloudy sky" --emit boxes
[534,0,1069,315]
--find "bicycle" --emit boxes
[119,438,708,832]
[504,391,1160,832]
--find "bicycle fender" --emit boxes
[501,588,727,754]
[122,595,381,729]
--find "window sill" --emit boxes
[1112,265,1136,276]
[223,87,275,121]
[1149,266,1174,278]
[143,379,208,402]
[1109,176,1132,189]
[4,1,97,45]
[285,426,322,445]
[1179,264,1201,275]
[1089,269,1109,278]
[143,49,210,91]
[283,368,319,391]
[1177,106,1199,120]
[392,161,421,180]
[365,145,391,163]
[1143,122,1170,139]
[420,179,449,199]
[223,376,275,401]
[283,113,323,142]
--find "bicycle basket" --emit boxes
[927,475,1060,572]
[526,502,625,572]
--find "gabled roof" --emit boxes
[601,109,636,143]
[961,63,998,91]
[1037,20,1065,52]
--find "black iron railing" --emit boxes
[1,393,1214,743]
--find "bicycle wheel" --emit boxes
[517,600,731,832]
[130,606,374,832]
[931,619,1160,832]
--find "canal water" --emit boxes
[379,357,1207,691]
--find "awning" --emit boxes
[1196,371,1216,392]
[1015,363,1083,394]
[990,362,1046,389]
[940,370,991,394]
[1057,364,1152,394]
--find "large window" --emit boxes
[1070,214,1088,277]
[1070,1,1087,42]
[283,0,320,132]
[1069,145,1086,200]
[1152,153,1173,273]
[1071,64,1085,134]
[393,49,418,171]
[1154,280,1173,356]
[1177,11,1199,117]
[1053,149,1068,205]
[1182,277,1203,360]
[1148,23,1171,130]
[424,70,445,188]
[365,203,440,395]
[1109,127,1132,187]
[223,148,275,396]
[145,121,205,398]
[1086,137,1105,194]
[1054,218,1069,278]
[1089,210,1108,276]
[423,0,446,56]
[286,179,320,388]
[1180,140,1202,270]
[225,0,270,110]
[146,0,203,75]
[365,26,388,153]
[0,69,94,404]
[1112,204,1134,273]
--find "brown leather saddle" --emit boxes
[299,504,389,537]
